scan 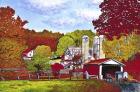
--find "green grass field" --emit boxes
[0,80,120,92]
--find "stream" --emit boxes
[119,82,140,92]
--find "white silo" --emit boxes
[93,35,105,59]
[82,35,89,62]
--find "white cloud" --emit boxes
[28,0,68,9]
[76,9,101,21]
[51,17,77,26]
[92,0,103,4]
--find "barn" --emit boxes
[83,58,125,80]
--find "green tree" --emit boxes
[26,45,51,72]
[103,33,139,61]
[35,45,52,57]
[66,30,95,47]
[56,36,75,56]
[56,30,95,56]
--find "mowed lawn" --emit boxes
[0,80,121,92]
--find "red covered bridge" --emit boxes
[83,58,125,80]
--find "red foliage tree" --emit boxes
[25,29,63,51]
[51,63,64,76]
[92,0,140,39]
[0,6,28,40]
[124,53,140,81]
[0,6,63,79]
[0,6,28,68]
[0,7,28,79]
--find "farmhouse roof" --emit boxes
[22,48,33,57]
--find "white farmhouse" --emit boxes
[22,49,34,60]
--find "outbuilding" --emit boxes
[83,58,125,80]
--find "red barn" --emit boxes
[83,58,125,79]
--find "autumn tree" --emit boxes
[72,55,82,70]
[26,45,51,72]
[0,38,26,68]
[0,6,27,40]
[92,0,140,39]
[42,29,64,39]
[70,55,82,80]
[103,33,139,61]
[0,6,28,68]
[25,29,63,51]
[0,6,63,72]
[124,53,140,80]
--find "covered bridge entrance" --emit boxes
[84,59,125,80]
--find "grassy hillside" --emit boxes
[0,80,120,92]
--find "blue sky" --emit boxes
[0,0,103,33]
